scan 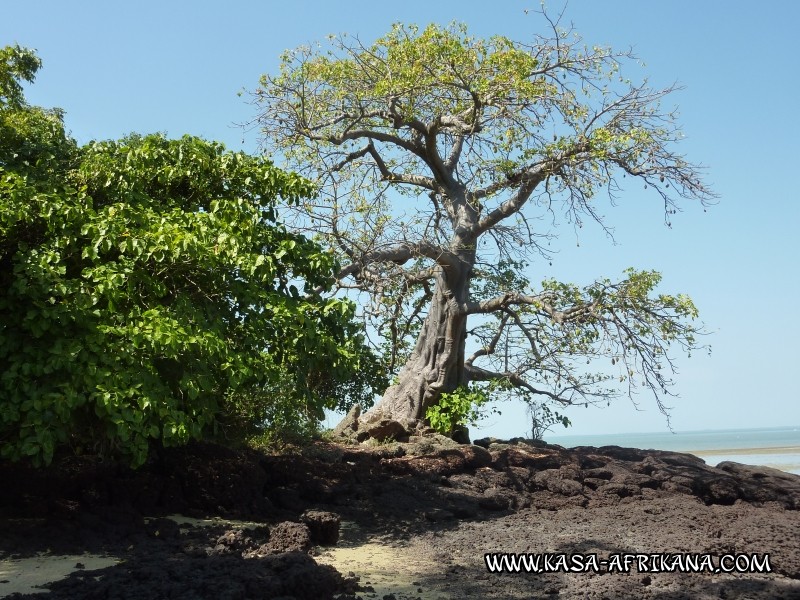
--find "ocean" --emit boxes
[544,426,800,476]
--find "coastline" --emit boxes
[687,445,800,456]
[2,438,799,599]
[688,446,800,476]
[547,426,800,476]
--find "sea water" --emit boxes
[545,426,800,476]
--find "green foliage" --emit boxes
[258,20,711,216]
[528,402,571,440]
[471,259,532,303]
[288,23,549,130]
[0,47,382,467]
[0,45,41,108]
[425,385,491,436]
[226,379,324,452]
[256,20,712,430]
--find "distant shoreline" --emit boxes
[546,428,800,475]
[687,445,800,456]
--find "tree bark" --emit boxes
[361,262,470,431]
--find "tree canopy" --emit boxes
[0,46,382,466]
[254,20,713,438]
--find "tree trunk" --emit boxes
[362,263,470,430]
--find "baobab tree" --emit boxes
[254,18,713,439]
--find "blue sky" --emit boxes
[3,1,799,437]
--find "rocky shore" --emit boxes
[2,436,799,599]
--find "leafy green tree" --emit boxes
[0,45,42,108]
[0,47,381,466]
[254,20,713,438]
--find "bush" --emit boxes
[0,48,383,466]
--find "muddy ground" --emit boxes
[1,436,799,599]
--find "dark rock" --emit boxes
[3,437,800,600]
[584,468,614,480]
[493,446,565,471]
[658,451,707,468]
[448,499,479,518]
[461,445,493,469]
[424,508,456,521]
[270,486,309,512]
[599,483,640,498]
[479,488,516,511]
[451,425,471,444]
[505,466,533,491]
[582,477,609,491]
[364,419,410,441]
[212,527,269,556]
[716,462,800,508]
[661,481,694,495]
[593,445,649,462]
[578,455,608,470]
[300,510,340,545]
[532,469,584,496]
[404,433,461,455]
[473,437,499,448]
[145,517,181,540]
[510,437,550,449]
[267,521,312,554]
[474,467,515,491]
[701,476,740,505]
[161,442,271,516]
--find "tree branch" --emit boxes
[503,307,543,362]
[310,126,422,158]
[465,313,510,366]
[464,364,571,405]
[466,290,557,317]
[336,241,460,282]
[364,142,439,191]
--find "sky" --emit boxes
[3,1,798,439]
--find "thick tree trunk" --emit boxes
[361,263,471,431]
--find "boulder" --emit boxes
[716,462,800,508]
[362,419,410,442]
[451,424,471,444]
[266,521,312,554]
[300,510,340,545]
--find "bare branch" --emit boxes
[336,241,460,282]
[466,290,556,317]
[464,364,572,405]
[503,307,543,362]
[465,313,510,366]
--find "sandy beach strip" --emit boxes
[687,445,800,456]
